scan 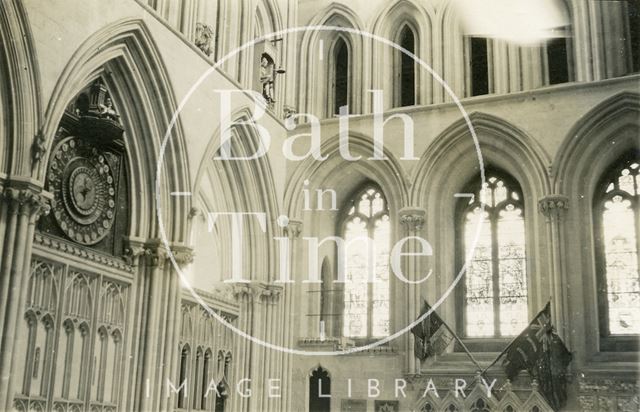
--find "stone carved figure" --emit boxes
[260,54,276,106]
[98,97,120,121]
[195,23,214,56]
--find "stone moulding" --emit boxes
[33,232,134,274]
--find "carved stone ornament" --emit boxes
[399,207,426,232]
[195,22,214,56]
[284,219,303,239]
[47,136,117,245]
[35,233,134,273]
[76,79,124,146]
[2,186,51,219]
[538,194,569,220]
[31,128,47,173]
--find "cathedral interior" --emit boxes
[0,0,639,411]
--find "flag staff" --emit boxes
[434,309,499,397]
[438,318,484,372]
[418,297,486,377]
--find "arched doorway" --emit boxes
[309,366,331,412]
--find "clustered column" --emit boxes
[126,240,193,411]
[538,195,570,345]
[282,219,302,412]
[231,283,283,412]
[0,181,50,411]
[398,207,426,375]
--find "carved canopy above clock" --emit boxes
[39,78,130,256]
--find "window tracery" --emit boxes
[595,156,640,336]
[457,173,528,337]
[342,185,390,338]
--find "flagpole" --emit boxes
[438,317,484,372]
[480,338,516,374]
[438,319,500,398]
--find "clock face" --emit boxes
[47,136,117,245]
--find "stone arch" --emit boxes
[371,0,434,106]
[411,112,551,319]
[552,91,640,361]
[298,4,366,117]
[255,0,283,37]
[284,132,409,334]
[37,18,190,243]
[285,132,410,220]
[434,0,466,102]
[190,106,281,285]
[0,0,43,176]
[554,92,640,193]
[241,0,284,88]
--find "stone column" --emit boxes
[0,180,51,410]
[398,207,426,375]
[538,195,570,345]
[264,285,282,412]
[130,240,194,411]
[231,284,255,412]
[160,246,194,411]
[249,284,267,412]
[134,243,168,411]
[282,220,301,412]
[123,239,149,410]
[257,285,281,412]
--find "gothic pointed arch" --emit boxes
[553,92,640,193]
[411,112,550,324]
[298,4,365,117]
[37,18,190,243]
[242,0,284,93]
[308,366,331,412]
[434,0,466,102]
[371,0,434,107]
[190,106,281,285]
[284,132,408,332]
[0,0,43,176]
[553,92,640,357]
[284,131,410,220]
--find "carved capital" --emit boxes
[171,245,195,266]
[399,207,426,232]
[123,237,149,266]
[538,195,569,221]
[232,284,254,301]
[262,284,283,304]
[3,186,51,219]
[145,246,170,269]
[231,282,282,304]
[284,220,303,239]
[125,238,194,269]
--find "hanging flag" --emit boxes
[499,302,572,411]
[410,300,455,361]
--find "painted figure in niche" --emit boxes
[260,53,275,105]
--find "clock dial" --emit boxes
[47,136,117,245]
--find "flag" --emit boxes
[410,300,454,361]
[500,302,572,411]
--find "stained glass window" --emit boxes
[459,174,528,337]
[343,186,390,338]
[597,158,640,335]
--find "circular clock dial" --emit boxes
[47,136,117,245]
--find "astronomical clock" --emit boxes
[39,79,129,255]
